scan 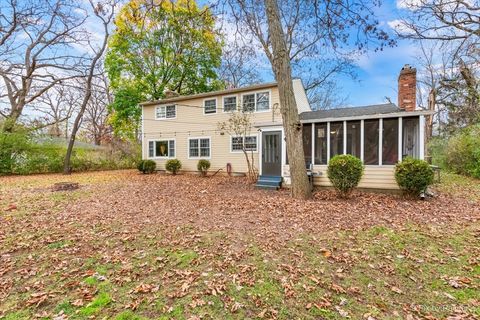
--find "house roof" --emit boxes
[140,82,278,106]
[300,103,402,121]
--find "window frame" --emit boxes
[155,104,176,120]
[223,95,238,113]
[241,90,271,113]
[203,98,217,115]
[187,136,211,159]
[147,139,176,159]
[230,134,258,153]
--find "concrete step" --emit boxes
[256,180,281,187]
[254,184,279,190]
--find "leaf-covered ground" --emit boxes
[1,170,479,320]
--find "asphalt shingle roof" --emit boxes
[300,103,403,121]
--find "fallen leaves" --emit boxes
[1,170,479,319]
[132,283,159,294]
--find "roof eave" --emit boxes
[300,109,435,123]
[140,82,278,106]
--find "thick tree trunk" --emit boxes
[264,0,311,199]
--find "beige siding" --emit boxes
[292,79,311,113]
[142,86,283,173]
[283,165,399,189]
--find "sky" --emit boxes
[213,0,420,108]
[334,0,419,107]
[242,0,420,108]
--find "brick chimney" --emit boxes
[398,64,417,111]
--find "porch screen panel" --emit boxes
[329,122,344,159]
[382,118,399,165]
[364,119,379,165]
[402,117,419,159]
[302,124,312,165]
[346,121,361,158]
[314,123,327,165]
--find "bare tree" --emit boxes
[306,81,349,110]
[224,0,393,199]
[30,84,78,138]
[63,0,116,174]
[396,0,479,130]
[0,0,88,132]
[83,70,113,145]
[219,41,263,88]
[218,111,258,183]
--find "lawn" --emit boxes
[0,170,479,320]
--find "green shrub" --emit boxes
[327,154,364,197]
[0,132,139,175]
[197,159,211,176]
[0,131,32,174]
[165,159,182,175]
[395,157,434,197]
[137,160,156,174]
[444,125,480,178]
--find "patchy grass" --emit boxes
[0,170,478,319]
[434,171,480,201]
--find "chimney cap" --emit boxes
[400,64,416,74]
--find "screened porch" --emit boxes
[301,115,424,167]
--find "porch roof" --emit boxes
[300,103,433,123]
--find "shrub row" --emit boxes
[138,159,211,176]
[0,132,138,175]
[327,154,433,198]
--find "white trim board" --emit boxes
[300,110,434,124]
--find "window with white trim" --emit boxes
[256,92,270,111]
[148,140,175,158]
[242,92,270,112]
[155,105,176,119]
[189,138,210,158]
[223,96,237,112]
[204,99,216,114]
[231,136,257,152]
[242,94,255,112]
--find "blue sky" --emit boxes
[336,0,418,106]
[241,0,418,107]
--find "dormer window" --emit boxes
[155,105,176,120]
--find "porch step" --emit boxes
[255,175,282,190]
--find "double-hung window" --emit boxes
[155,105,176,119]
[242,94,255,112]
[256,92,270,111]
[189,138,210,158]
[242,92,270,112]
[223,96,237,112]
[231,135,257,152]
[148,140,175,158]
[204,99,217,114]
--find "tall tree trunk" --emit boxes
[264,0,311,199]
[63,1,113,174]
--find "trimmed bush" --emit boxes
[395,157,434,197]
[137,160,156,174]
[165,159,182,175]
[327,154,364,197]
[197,159,211,177]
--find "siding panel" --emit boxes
[142,87,282,174]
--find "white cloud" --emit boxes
[387,19,413,34]
[396,0,422,9]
